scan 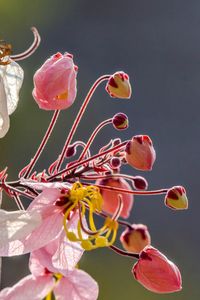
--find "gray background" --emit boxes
[0,0,199,299]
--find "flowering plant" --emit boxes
[0,28,188,299]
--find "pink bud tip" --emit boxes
[33,52,77,110]
[96,178,134,219]
[132,246,182,293]
[110,157,121,169]
[165,186,188,210]
[120,224,151,253]
[125,135,156,171]
[106,71,132,99]
[132,176,148,190]
[112,112,129,130]
[65,144,76,158]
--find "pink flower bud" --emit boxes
[65,144,76,158]
[132,246,182,293]
[120,224,151,253]
[96,178,134,219]
[106,71,131,99]
[125,135,156,171]
[132,176,148,190]
[33,52,77,110]
[112,113,129,130]
[110,157,121,169]
[165,186,188,210]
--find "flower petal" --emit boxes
[54,269,99,300]
[0,60,24,115]
[0,75,10,138]
[52,213,85,274]
[0,274,54,300]
[30,212,85,276]
[0,209,41,249]
[20,178,71,190]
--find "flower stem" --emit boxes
[78,118,112,162]
[109,245,139,259]
[23,110,60,178]
[10,27,41,61]
[48,141,127,181]
[55,75,111,172]
[85,182,168,196]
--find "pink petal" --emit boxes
[20,178,71,190]
[0,209,41,249]
[0,274,54,300]
[30,212,85,276]
[0,189,63,256]
[0,211,63,256]
[54,269,99,300]
[52,213,85,274]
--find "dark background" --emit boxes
[0,0,199,299]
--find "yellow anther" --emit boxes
[95,236,109,247]
[81,240,93,251]
[45,292,52,300]
[67,232,79,242]
[105,218,119,230]
[54,273,63,280]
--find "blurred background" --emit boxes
[0,0,199,299]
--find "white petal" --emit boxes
[0,60,24,115]
[20,178,72,190]
[0,209,41,248]
[0,75,10,138]
[54,269,99,300]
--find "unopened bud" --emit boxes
[132,246,182,293]
[132,176,148,190]
[96,178,134,219]
[66,144,76,157]
[110,157,121,169]
[165,186,188,210]
[120,224,151,253]
[112,113,129,130]
[125,135,156,171]
[106,71,132,99]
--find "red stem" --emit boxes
[84,182,168,196]
[47,141,127,181]
[23,110,60,178]
[78,118,112,162]
[11,27,41,61]
[55,75,111,172]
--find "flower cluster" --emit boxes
[0,28,188,299]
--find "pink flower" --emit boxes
[96,178,134,218]
[120,224,151,253]
[132,246,182,293]
[0,207,41,250]
[33,52,77,110]
[125,135,156,171]
[0,188,83,258]
[0,243,98,300]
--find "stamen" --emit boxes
[109,245,139,259]
[112,195,123,221]
[45,292,52,300]
[78,118,112,162]
[10,27,41,61]
[13,192,25,210]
